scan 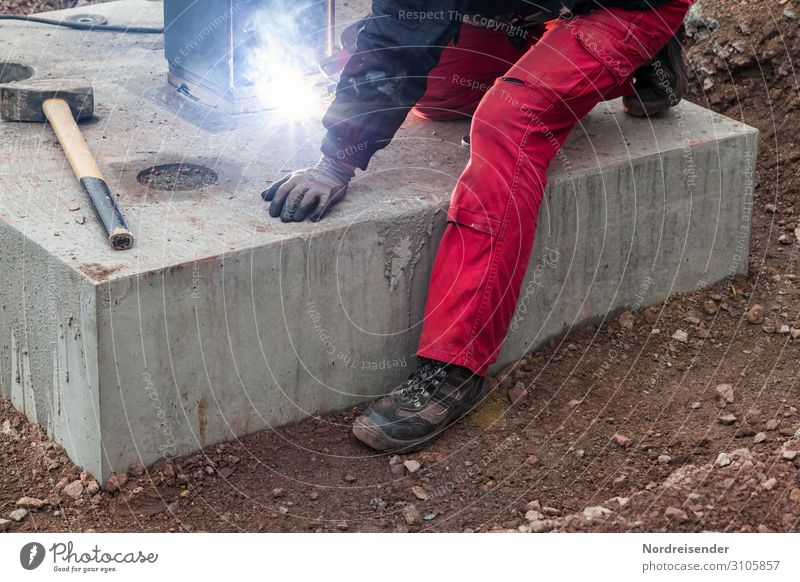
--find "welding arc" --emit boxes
[0,14,163,33]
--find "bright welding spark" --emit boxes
[254,61,324,119]
[243,2,329,121]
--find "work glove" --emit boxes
[261,156,356,222]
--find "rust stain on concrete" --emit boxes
[198,394,208,448]
[77,263,126,282]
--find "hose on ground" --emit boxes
[0,14,163,33]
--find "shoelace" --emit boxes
[393,359,448,408]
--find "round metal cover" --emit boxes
[65,13,109,25]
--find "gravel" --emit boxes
[714,453,732,468]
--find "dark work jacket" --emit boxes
[321,0,674,169]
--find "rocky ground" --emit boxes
[0,0,105,15]
[1,0,800,534]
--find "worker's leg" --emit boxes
[417,0,693,375]
[411,23,538,121]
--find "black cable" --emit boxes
[0,14,163,33]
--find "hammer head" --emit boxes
[0,79,94,123]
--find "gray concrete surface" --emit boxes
[0,1,757,481]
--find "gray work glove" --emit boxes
[261,156,356,222]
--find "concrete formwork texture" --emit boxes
[0,1,758,482]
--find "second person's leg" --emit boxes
[417,0,693,375]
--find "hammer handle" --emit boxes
[42,98,134,251]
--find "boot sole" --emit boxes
[622,96,678,117]
[352,416,437,453]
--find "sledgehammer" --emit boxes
[0,79,134,250]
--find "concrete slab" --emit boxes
[0,1,757,481]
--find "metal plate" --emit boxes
[65,13,109,25]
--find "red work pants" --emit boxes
[416,1,693,375]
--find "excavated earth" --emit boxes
[0,1,107,15]
[1,0,799,533]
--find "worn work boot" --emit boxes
[352,357,485,452]
[623,24,687,117]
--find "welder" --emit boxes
[262,0,693,451]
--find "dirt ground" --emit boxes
[0,0,105,15]
[1,0,799,533]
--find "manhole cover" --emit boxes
[136,163,218,191]
[0,62,35,84]
[65,13,109,25]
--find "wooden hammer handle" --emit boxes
[42,98,134,251]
